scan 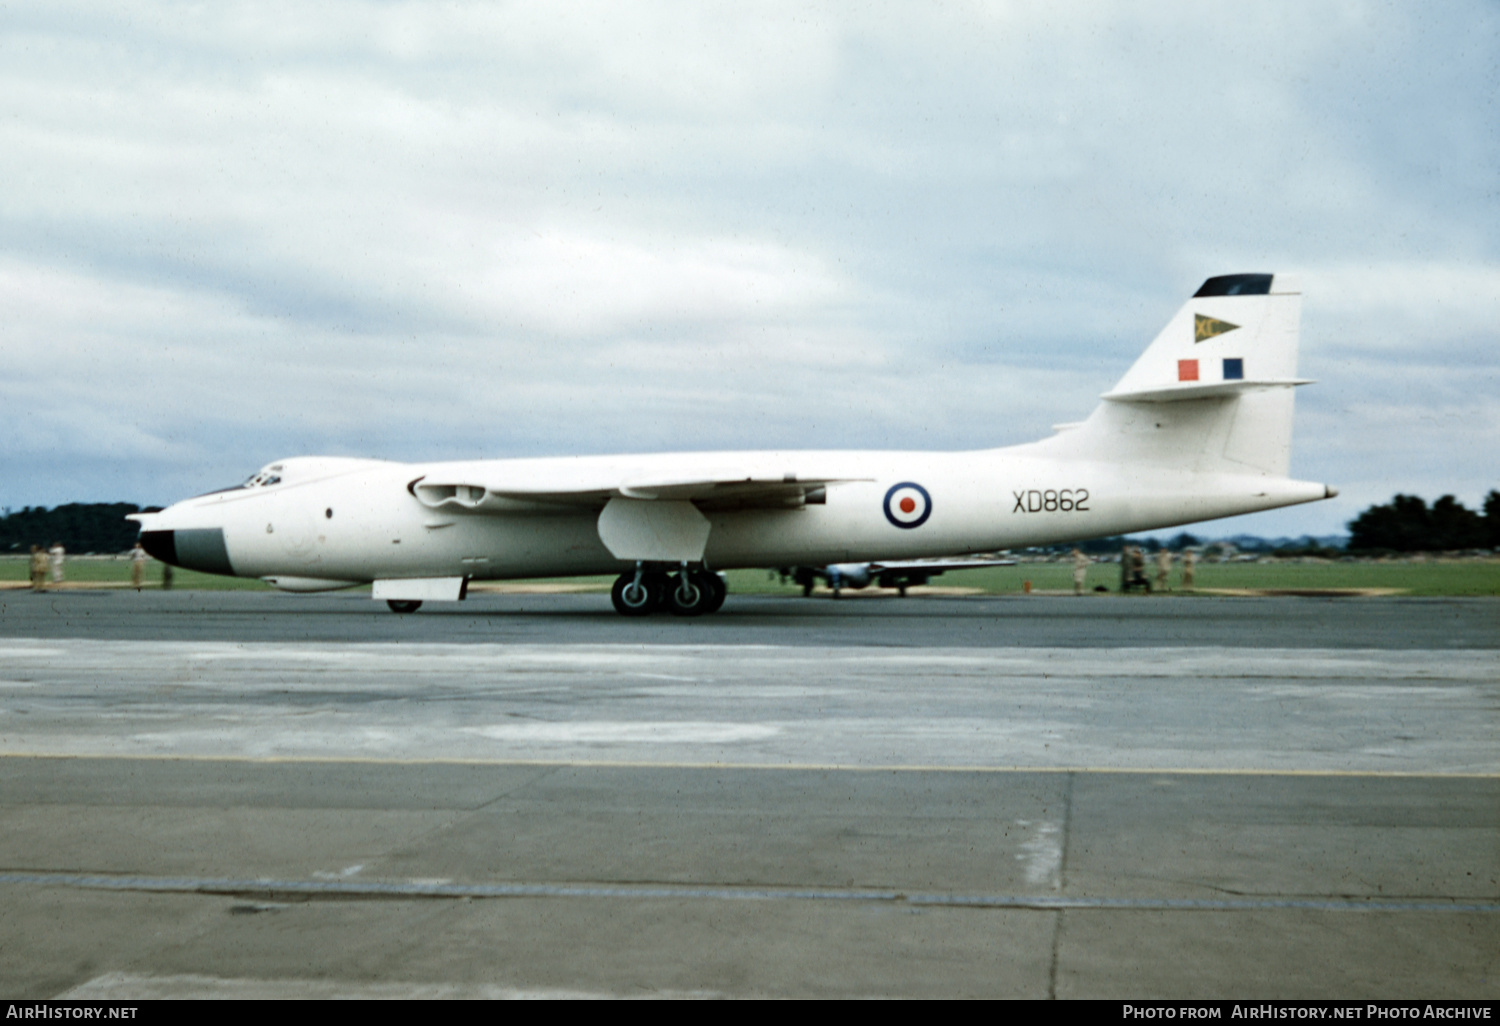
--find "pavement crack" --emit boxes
[1047,770,1075,1000]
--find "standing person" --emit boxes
[1121,542,1131,592]
[1182,549,1197,590]
[129,541,148,589]
[1072,548,1089,595]
[48,542,66,585]
[29,545,48,591]
[1131,546,1149,592]
[1155,548,1173,592]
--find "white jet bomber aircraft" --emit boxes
[131,273,1336,616]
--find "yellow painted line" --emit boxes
[1,751,1496,778]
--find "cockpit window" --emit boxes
[191,463,287,498]
[242,468,283,488]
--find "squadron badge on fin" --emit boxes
[1194,313,1240,343]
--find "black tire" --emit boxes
[642,570,672,611]
[700,571,727,613]
[666,571,713,617]
[387,600,422,614]
[611,573,656,617]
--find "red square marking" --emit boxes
[1178,359,1199,382]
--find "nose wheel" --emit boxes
[386,600,423,614]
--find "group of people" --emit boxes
[1119,545,1196,593]
[26,543,67,591]
[1065,545,1198,595]
[27,541,156,591]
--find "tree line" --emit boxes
[1346,491,1500,552]
[0,503,147,554]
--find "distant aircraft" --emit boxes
[132,273,1335,617]
[783,556,1018,597]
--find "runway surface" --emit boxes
[2,588,1497,648]
[0,592,1496,998]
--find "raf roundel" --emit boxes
[883,482,932,529]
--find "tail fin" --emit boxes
[1028,273,1309,477]
[1105,273,1304,401]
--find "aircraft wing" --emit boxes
[786,554,1018,596]
[865,556,1017,572]
[409,469,866,513]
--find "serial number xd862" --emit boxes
[1012,488,1090,513]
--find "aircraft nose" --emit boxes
[138,527,236,576]
[138,530,176,565]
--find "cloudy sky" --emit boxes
[2,1,1496,538]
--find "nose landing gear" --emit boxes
[611,563,727,617]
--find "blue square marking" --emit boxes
[1223,358,1244,380]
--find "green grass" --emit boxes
[5,556,1497,597]
[0,556,272,591]
[1184,560,1500,596]
[933,559,1500,597]
[727,561,1500,597]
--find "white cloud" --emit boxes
[0,1,1495,535]
[1306,262,1500,355]
[461,233,851,336]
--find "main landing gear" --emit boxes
[611,563,727,617]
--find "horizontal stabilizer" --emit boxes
[1102,378,1313,403]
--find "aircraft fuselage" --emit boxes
[141,448,1327,585]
